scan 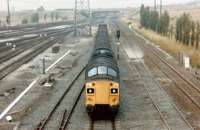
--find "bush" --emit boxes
[21,18,28,24]
[31,13,39,23]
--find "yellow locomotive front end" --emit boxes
[85,80,120,114]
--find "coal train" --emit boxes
[85,24,120,116]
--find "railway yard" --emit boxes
[0,16,200,130]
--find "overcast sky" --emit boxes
[0,0,194,11]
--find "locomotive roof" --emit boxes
[94,24,110,50]
[91,48,114,58]
[87,56,118,70]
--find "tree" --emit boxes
[182,13,191,45]
[159,11,170,35]
[37,6,45,12]
[140,5,150,28]
[21,18,28,24]
[44,14,47,22]
[55,12,59,21]
[196,22,200,49]
[31,13,39,23]
[190,21,195,47]
[163,11,170,35]
[169,25,174,39]
[144,7,150,28]
[139,4,170,35]
[175,13,192,45]
[51,12,55,22]
[176,15,182,42]
[150,10,159,31]
[175,19,179,41]
[140,4,145,27]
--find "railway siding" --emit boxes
[14,37,93,130]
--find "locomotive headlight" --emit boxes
[87,88,94,94]
[111,88,118,94]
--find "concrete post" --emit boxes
[42,58,46,74]
[117,42,120,60]
[74,0,77,36]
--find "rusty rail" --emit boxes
[58,110,67,130]
[34,66,86,130]
[60,85,85,130]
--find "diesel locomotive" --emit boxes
[85,24,120,116]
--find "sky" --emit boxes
[0,0,194,11]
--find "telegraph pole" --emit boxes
[7,0,11,25]
[74,0,77,36]
[160,0,162,15]
[74,0,91,36]
[88,0,92,36]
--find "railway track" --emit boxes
[110,21,171,130]
[111,21,194,130]
[0,35,38,48]
[89,119,116,130]
[0,29,73,80]
[146,48,200,110]
[34,66,86,130]
[118,42,172,130]
[0,27,68,49]
[0,21,72,38]
[133,63,172,130]
[134,62,194,130]
[0,37,45,63]
[137,47,198,129]
[0,21,75,31]
[131,27,200,111]
[0,20,86,39]
[0,28,68,63]
[115,21,200,110]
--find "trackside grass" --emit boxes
[130,23,200,68]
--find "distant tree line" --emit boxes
[31,13,39,23]
[140,4,170,36]
[22,6,60,24]
[139,5,200,50]
[175,13,200,49]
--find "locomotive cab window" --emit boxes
[108,68,117,77]
[88,68,97,77]
[98,66,107,75]
[88,66,117,77]
[100,50,109,54]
